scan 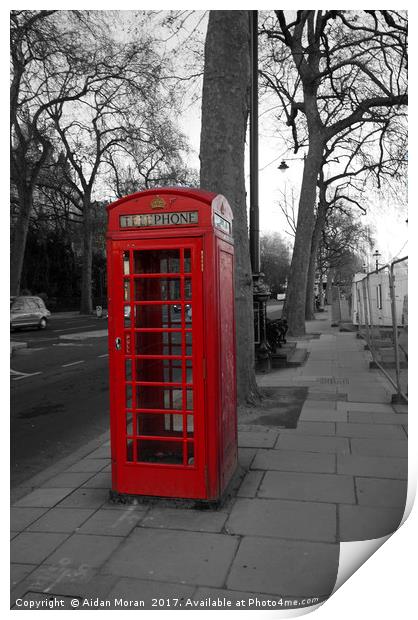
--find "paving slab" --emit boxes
[276,434,350,455]
[252,449,335,474]
[299,409,348,423]
[370,413,408,425]
[40,472,95,488]
[140,507,229,533]
[103,528,239,587]
[350,438,407,458]
[336,422,406,439]
[337,454,407,479]
[238,430,279,449]
[26,508,96,533]
[237,471,264,498]
[12,488,74,508]
[10,507,49,531]
[258,471,355,504]
[11,532,69,565]
[106,577,195,608]
[85,446,111,459]
[77,508,145,536]
[346,390,391,403]
[355,477,408,508]
[280,421,336,436]
[56,487,109,509]
[301,399,336,411]
[66,458,109,473]
[10,564,37,589]
[347,412,377,424]
[339,505,404,541]
[237,448,257,469]
[226,537,339,597]
[81,472,112,489]
[337,402,394,413]
[225,498,336,542]
[44,533,123,568]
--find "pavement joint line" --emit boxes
[98,353,109,358]
[61,360,85,367]
[221,533,244,590]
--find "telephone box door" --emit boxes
[109,237,206,498]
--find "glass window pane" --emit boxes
[162,359,183,383]
[125,359,132,381]
[124,280,130,302]
[187,442,195,466]
[184,249,191,273]
[136,386,183,410]
[126,384,132,408]
[136,413,183,437]
[185,331,192,356]
[133,250,180,274]
[136,439,183,464]
[126,412,133,435]
[186,389,193,411]
[134,278,181,302]
[134,305,182,329]
[186,359,193,384]
[124,305,131,327]
[126,439,134,462]
[185,304,192,326]
[123,252,130,275]
[185,278,192,300]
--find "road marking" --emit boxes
[98,353,109,358]
[53,343,93,347]
[62,360,85,367]
[60,330,108,341]
[11,370,42,381]
[54,325,93,332]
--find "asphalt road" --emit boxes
[10,314,110,488]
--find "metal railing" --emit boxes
[353,257,408,403]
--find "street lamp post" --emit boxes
[373,249,381,273]
[249,9,271,373]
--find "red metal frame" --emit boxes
[106,188,236,500]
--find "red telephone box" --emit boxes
[106,188,237,501]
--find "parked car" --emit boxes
[10,296,51,331]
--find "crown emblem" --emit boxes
[150,196,166,209]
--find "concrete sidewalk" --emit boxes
[10,308,408,610]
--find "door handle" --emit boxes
[115,337,122,351]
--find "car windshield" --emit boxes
[11,301,24,310]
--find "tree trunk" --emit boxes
[283,136,324,335]
[305,199,327,320]
[200,10,259,405]
[10,184,33,296]
[325,268,334,305]
[305,250,317,321]
[80,199,93,314]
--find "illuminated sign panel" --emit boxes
[214,213,231,234]
[120,211,198,228]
